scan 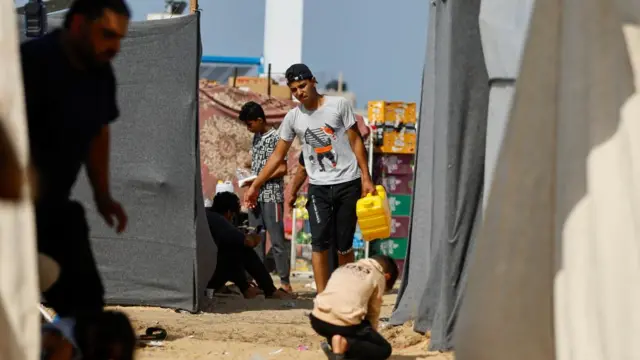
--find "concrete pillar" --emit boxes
[263,0,304,76]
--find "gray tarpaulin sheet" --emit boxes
[390,0,488,351]
[455,0,640,359]
[20,14,213,312]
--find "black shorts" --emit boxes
[306,178,361,253]
[36,200,105,318]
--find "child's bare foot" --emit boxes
[331,334,348,354]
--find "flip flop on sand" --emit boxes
[138,327,167,342]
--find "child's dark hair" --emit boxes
[239,101,266,122]
[74,310,136,360]
[372,254,399,291]
[212,191,241,215]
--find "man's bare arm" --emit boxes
[290,164,307,197]
[0,122,23,200]
[346,127,372,183]
[86,125,111,200]
[365,288,383,330]
[251,140,292,189]
[269,160,288,180]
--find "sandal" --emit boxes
[138,327,167,341]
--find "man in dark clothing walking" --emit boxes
[20,0,130,322]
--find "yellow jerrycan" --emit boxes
[356,185,392,241]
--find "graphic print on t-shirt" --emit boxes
[303,124,339,172]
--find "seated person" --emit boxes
[310,255,399,360]
[41,310,136,360]
[39,253,136,360]
[206,192,293,299]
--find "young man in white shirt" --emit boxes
[244,64,374,293]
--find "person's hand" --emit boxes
[287,193,297,209]
[243,184,259,209]
[240,178,254,188]
[361,178,376,198]
[244,234,261,248]
[95,194,128,233]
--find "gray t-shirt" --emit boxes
[279,96,361,186]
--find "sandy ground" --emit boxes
[115,282,454,360]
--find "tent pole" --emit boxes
[364,120,374,259]
[189,0,197,13]
[290,208,297,278]
[267,63,272,98]
[232,67,238,87]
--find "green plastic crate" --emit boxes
[387,194,412,216]
[371,238,408,260]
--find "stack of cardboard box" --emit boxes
[367,101,417,270]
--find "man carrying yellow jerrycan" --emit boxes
[243,63,376,293]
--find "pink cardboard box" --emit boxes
[382,174,413,195]
[390,216,410,238]
[377,154,414,175]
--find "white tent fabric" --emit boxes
[479,0,534,208]
[455,0,640,359]
[0,2,40,360]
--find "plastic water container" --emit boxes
[215,180,234,194]
[356,185,392,241]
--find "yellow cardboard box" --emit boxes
[367,101,417,125]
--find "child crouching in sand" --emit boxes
[310,255,399,360]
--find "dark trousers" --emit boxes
[249,201,290,284]
[37,201,105,319]
[310,314,392,360]
[208,244,277,297]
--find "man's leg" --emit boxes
[333,179,362,265]
[222,248,262,298]
[328,226,339,274]
[239,247,279,297]
[39,201,104,319]
[207,248,232,290]
[262,201,292,291]
[306,185,333,293]
[248,203,266,262]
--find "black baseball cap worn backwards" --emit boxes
[285,63,314,83]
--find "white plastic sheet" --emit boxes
[456,0,640,359]
[0,2,40,359]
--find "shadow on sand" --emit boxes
[200,293,314,315]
